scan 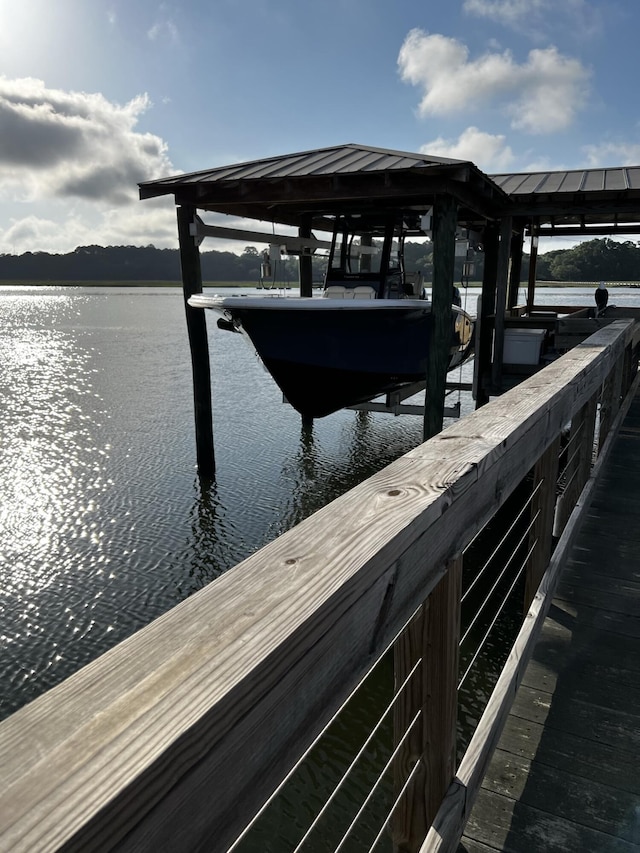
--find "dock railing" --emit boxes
[1,320,639,853]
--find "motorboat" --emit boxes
[189,214,474,418]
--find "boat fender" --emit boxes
[217,317,239,333]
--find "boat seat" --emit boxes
[324,285,351,299]
[352,286,376,299]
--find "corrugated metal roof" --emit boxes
[140,143,469,192]
[491,166,640,196]
[139,144,640,233]
[139,142,507,227]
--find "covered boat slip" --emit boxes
[139,144,640,476]
[140,145,507,475]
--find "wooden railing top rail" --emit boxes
[0,321,634,853]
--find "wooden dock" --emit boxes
[1,320,638,853]
[459,390,640,852]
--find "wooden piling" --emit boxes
[424,196,458,440]
[490,216,513,393]
[298,215,313,298]
[526,222,539,312]
[177,204,215,479]
[507,227,524,310]
[475,223,499,407]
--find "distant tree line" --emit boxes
[534,237,640,281]
[0,237,637,283]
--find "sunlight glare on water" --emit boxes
[0,286,428,717]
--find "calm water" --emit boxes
[2,284,637,848]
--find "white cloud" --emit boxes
[398,30,590,133]
[463,0,600,39]
[421,127,516,172]
[582,141,640,168]
[0,197,179,255]
[147,4,180,44]
[0,76,174,206]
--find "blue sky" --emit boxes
[0,0,638,255]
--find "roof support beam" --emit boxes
[189,219,333,253]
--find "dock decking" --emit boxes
[460,391,640,852]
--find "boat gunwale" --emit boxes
[188,295,435,312]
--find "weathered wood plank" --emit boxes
[559,561,640,594]
[527,614,640,675]
[462,787,639,853]
[544,596,640,639]
[520,657,640,714]
[480,748,640,842]
[555,581,640,621]
[565,529,640,573]
[457,838,500,853]
[510,683,640,754]
[495,713,640,795]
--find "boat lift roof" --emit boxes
[139,142,507,232]
[140,143,640,238]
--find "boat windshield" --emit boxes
[325,218,407,298]
[329,231,386,276]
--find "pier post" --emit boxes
[177,204,215,479]
[392,557,462,851]
[599,355,624,449]
[526,221,540,312]
[475,223,499,407]
[507,226,524,310]
[424,195,458,440]
[298,215,313,297]
[554,394,597,537]
[524,436,560,608]
[491,216,513,393]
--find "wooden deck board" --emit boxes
[460,788,640,852]
[461,390,640,852]
[495,715,640,795]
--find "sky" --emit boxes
[0,0,638,256]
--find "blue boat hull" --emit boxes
[216,300,472,418]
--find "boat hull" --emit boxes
[190,295,473,418]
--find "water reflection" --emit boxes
[273,410,423,537]
[178,476,244,596]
